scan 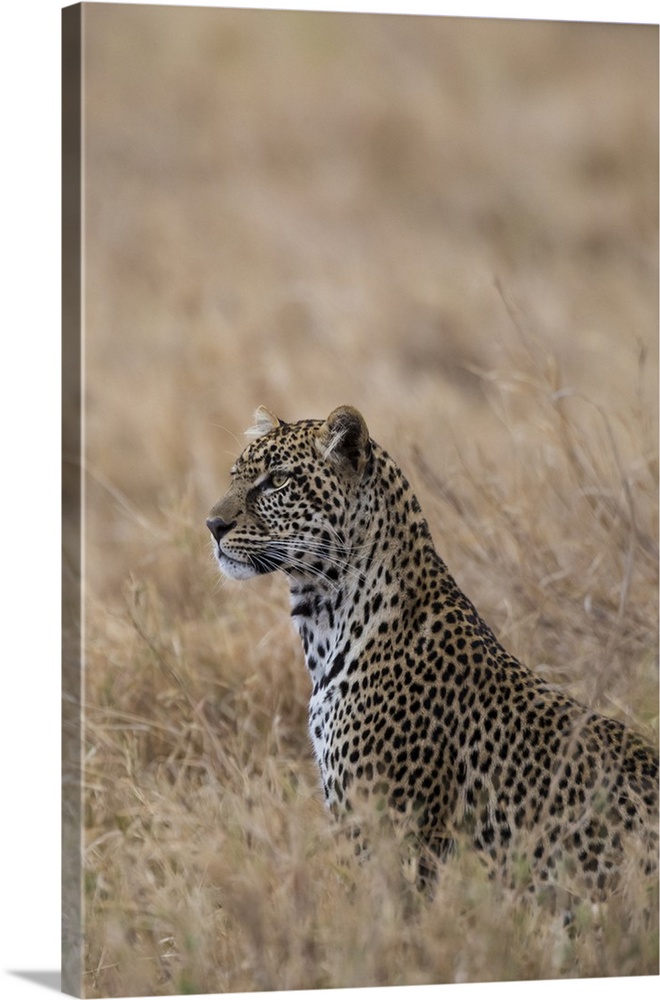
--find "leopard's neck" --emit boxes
[287,446,442,688]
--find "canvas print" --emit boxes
[62,3,659,996]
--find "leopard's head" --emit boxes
[206,405,371,582]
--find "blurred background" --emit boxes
[82,4,658,598]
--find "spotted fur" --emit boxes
[207,405,658,896]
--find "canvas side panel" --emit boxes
[62,4,83,997]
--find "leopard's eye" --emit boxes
[269,470,289,490]
[254,469,290,494]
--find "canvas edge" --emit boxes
[62,3,83,996]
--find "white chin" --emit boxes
[217,553,259,581]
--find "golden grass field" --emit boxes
[76,6,658,996]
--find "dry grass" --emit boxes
[78,7,658,996]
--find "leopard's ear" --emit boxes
[245,406,282,439]
[317,405,370,477]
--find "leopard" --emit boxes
[206,404,658,899]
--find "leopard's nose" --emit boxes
[206,516,236,543]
